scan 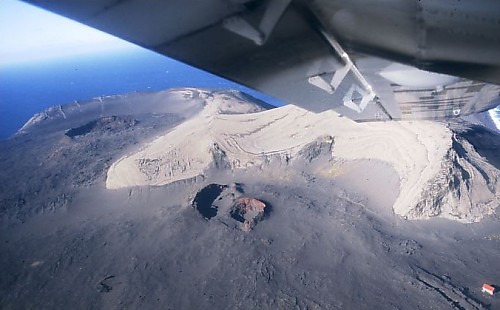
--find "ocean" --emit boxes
[0,49,284,139]
[1,50,499,139]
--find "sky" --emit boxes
[1,0,497,134]
[0,0,286,138]
[0,0,136,65]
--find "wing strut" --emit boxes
[222,0,291,45]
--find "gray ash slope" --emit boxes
[1,88,499,309]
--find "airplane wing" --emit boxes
[23,0,500,121]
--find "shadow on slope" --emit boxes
[65,116,138,138]
[454,123,500,169]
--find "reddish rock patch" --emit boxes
[230,197,267,231]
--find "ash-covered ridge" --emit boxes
[16,88,270,136]
[410,123,500,222]
[1,88,271,222]
[2,88,500,310]
[106,90,499,223]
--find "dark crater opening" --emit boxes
[193,184,227,219]
[65,116,137,138]
[230,209,245,223]
[66,120,98,137]
[234,183,245,193]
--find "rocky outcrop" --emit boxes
[408,131,500,222]
[190,183,270,231]
[105,89,499,223]
[106,89,274,188]
[230,197,268,231]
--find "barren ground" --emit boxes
[1,89,499,309]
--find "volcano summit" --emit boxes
[1,88,499,309]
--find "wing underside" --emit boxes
[24,0,500,121]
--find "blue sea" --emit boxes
[0,49,284,140]
[1,50,499,139]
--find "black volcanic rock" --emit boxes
[65,116,138,138]
[1,88,499,310]
[230,197,268,231]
